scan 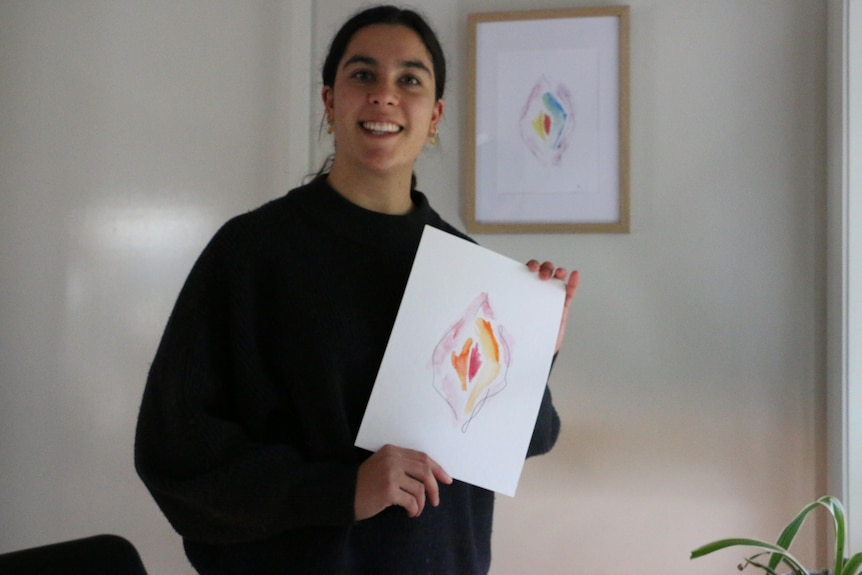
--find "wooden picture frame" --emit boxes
[464,6,630,233]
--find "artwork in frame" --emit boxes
[464,6,630,233]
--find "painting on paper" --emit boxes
[355,226,565,496]
[518,74,576,168]
[492,47,600,198]
[432,292,512,433]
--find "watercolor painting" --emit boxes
[519,75,575,167]
[354,225,565,495]
[431,292,512,432]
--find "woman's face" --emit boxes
[322,24,444,180]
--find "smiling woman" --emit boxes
[133,5,578,575]
[322,23,445,214]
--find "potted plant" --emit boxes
[690,495,861,575]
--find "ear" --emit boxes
[322,86,334,121]
[429,98,445,134]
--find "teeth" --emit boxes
[362,121,401,133]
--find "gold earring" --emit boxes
[428,131,438,148]
[326,121,334,135]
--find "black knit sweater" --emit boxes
[134,176,561,575]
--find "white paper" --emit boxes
[355,226,565,495]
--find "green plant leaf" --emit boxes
[742,553,782,575]
[690,538,808,574]
[842,552,862,575]
[823,496,846,575]
[762,495,846,574]
[691,496,856,575]
[691,537,774,558]
[767,497,831,572]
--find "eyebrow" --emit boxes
[342,54,433,76]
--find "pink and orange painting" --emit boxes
[432,292,512,432]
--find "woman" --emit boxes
[135,5,579,575]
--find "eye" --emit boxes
[400,74,422,87]
[350,69,374,82]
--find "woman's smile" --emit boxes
[360,120,404,135]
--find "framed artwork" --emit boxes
[464,7,630,233]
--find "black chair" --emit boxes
[0,534,148,574]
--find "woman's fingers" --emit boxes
[527,259,569,281]
[555,269,580,351]
[355,444,452,521]
[526,260,580,351]
[391,472,425,518]
[405,449,453,509]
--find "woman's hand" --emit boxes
[355,444,453,521]
[526,260,580,352]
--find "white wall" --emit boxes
[0,1,828,574]
[0,2,299,573]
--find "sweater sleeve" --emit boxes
[526,355,561,457]
[134,225,357,545]
[526,385,561,456]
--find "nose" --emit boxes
[368,83,399,106]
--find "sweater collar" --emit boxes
[290,176,437,253]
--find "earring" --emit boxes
[326,121,334,135]
[427,130,438,148]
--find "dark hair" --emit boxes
[321,5,446,101]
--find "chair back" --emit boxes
[0,534,148,574]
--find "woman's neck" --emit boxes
[326,161,414,215]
